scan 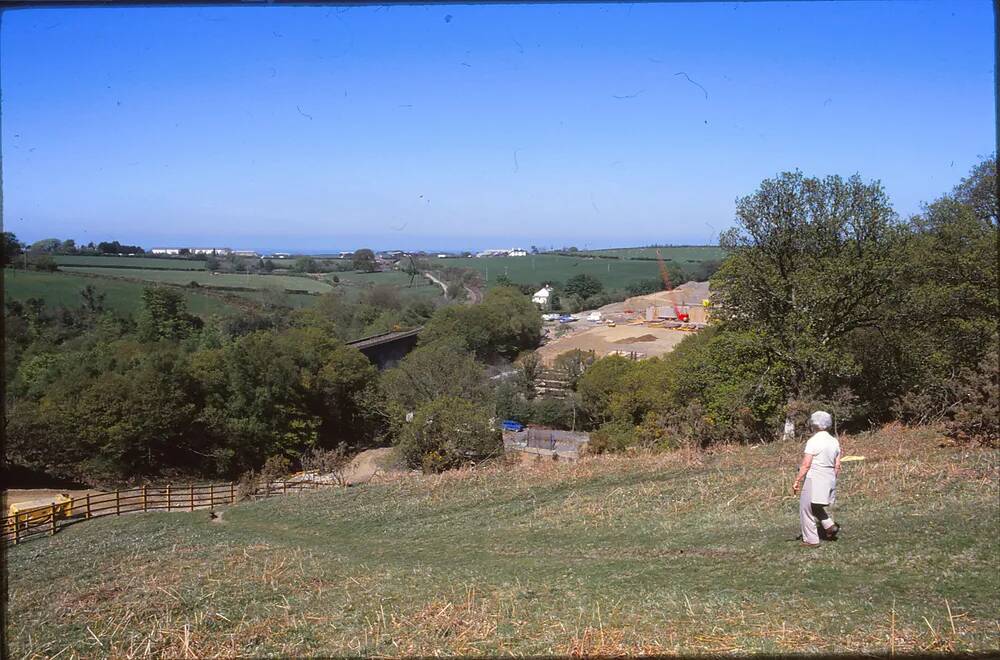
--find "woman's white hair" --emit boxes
[810,411,833,431]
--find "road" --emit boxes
[422,271,482,304]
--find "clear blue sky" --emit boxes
[2,1,995,252]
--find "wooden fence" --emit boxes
[2,479,330,546]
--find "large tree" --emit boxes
[564,273,604,299]
[352,248,378,273]
[1,232,22,266]
[711,171,906,404]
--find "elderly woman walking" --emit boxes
[792,411,842,547]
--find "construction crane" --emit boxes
[655,249,690,323]
[655,249,673,291]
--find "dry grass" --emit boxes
[6,424,998,656]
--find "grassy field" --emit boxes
[60,267,334,293]
[52,255,207,270]
[574,246,728,262]
[3,269,242,317]
[330,270,442,303]
[7,425,997,656]
[433,255,664,290]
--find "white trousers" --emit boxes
[799,478,836,544]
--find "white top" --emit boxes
[803,431,840,504]
[804,431,840,477]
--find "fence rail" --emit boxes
[3,479,330,546]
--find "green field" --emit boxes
[7,426,997,656]
[3,269,241,317]
[60,267,334,293]
[330,270,443,303]
[52,255,207,270]
[434,255,664,290]
[574,246,728,262]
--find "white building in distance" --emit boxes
[532,285,553,308]
[476,248,529,257]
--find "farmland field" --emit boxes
[573,246,727,262]
[433,255,664,290]
[6,425,997,656]
[329,270,442,303]
[3,269,241,317]
[52,255,207,270]
[60,266,334,293]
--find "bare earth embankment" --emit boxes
[6,425,998,656]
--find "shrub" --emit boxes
[529,396,579,429]
[945,349,999,447]
[586,421,637,454]
[395,396,501,472]
[32,254,58,272]
[236,470,260,501]
[260,454,293,492]
[300,444,351,485]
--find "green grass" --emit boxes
[574,246,727,262]
[7,426,997,656]
[59,267,334,293]
[433,255,666,291]
[3,269,242,317]
[329,270,443,303]
[52,255,207,270]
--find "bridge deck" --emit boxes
[346,327,422,351]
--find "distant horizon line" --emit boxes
[97,244,723,256]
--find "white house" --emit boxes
[509,248,528,257]
[532,285,553,308]
[150,248,181,255]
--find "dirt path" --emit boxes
[464,283,483,304]
[4,488,104,509]
[422,271,481,304]
[342,447,399,485]
[422,272,448,296]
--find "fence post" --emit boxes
[86,493,92,519]
[50,503,57,536]
[142,485,148,512]
[230,482,235,504]
[115,489,121,516]
[210,483,215,507]
[13,517,20,545]
[189,484,195,511]
[282,481,287,495]
[166,484,172,511]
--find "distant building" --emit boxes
[233,250,259,257]
[190,247,232,256]
[150,248,181,255]
[532,285,553,308]
[477,248,529,258]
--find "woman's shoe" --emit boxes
[800,542,820,548]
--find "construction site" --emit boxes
[537,250,712,365]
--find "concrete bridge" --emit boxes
[346,327,422,370]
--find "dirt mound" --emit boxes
[614,334,658,343]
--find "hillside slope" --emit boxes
[6,426,998,656]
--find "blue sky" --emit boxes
[1,1,994,252]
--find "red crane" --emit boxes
[656,249,690,323]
